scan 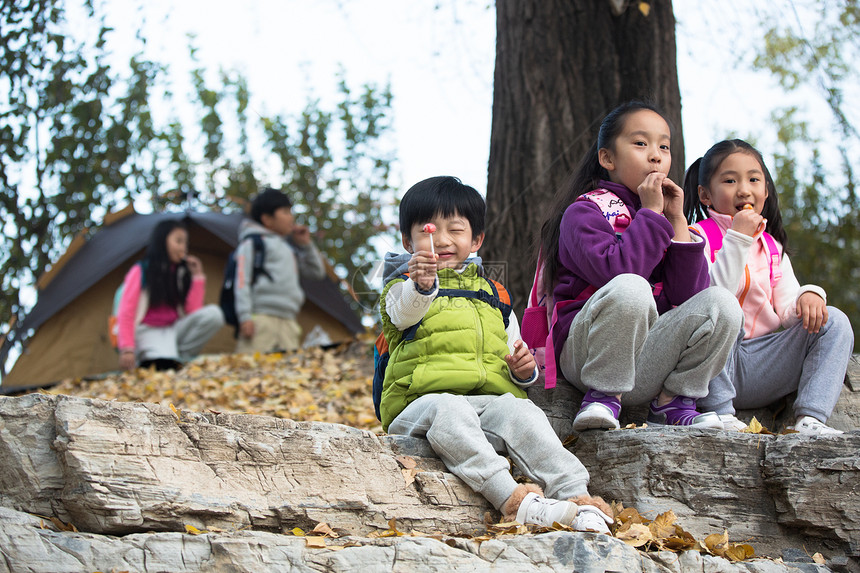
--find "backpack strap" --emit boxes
[698,219,782,288]
[577,189,632,236]
[397,271,513,341]
[528,251,546,308]
[761,232,782,288]
[697,218,723,263]
[246,234,273,286]
[436,276,512,329]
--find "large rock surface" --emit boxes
[1,391,858,572]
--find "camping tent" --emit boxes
[0,206,364,390]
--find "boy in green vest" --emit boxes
[380,176,613,532]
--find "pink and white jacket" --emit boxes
[116,263,207,352]
[691,209,825,339]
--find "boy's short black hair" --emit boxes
[399,176,485,238]
[251,187,293,223]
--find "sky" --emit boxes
[98,0,833,202]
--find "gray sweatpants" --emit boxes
[388,392,590,510]
[698,306,854,422]
[560,274,743,406]
[135,304,224,363]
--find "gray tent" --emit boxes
[1,206,364,390]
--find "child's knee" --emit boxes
[703,287,744,330]
[824,306,853,341]
[599,274,654,312]
[199,304,226,328]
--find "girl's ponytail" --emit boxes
[538,142,605,295]
[683,157,706,223]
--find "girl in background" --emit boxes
[537,100,742,431]
[684,139,853,435]
[117,219,223,370]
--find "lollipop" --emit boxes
[423,223,437,256]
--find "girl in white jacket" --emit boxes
[683,139,853,435]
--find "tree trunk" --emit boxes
[484,0,683,314]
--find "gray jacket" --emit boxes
[234,220,326,323]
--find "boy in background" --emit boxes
[235,187,326,353]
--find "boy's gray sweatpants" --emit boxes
[698,306,853,422]
[388,392,590,510]
[560,274,743,406]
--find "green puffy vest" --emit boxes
[379,263,527,430]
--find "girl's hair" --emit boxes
[682,139,788,249]
[537,100,671,294]
[144,219,191,308]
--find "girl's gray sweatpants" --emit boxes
[560,274,743,406]
[388,392,590,510]
[135,304,224,363]
[698,306,854,422]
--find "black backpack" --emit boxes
[220,234,272,337]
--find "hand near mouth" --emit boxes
[731,205,765,237]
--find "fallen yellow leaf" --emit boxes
[704,529,729,553]
[638,2,651,17]
[745,417,763,433]
[311,522,338,538]
[616,523,652,547]
[184,524,203,535]
[396,456,417,469]
[813,553,826,564]
[401,467,418,487]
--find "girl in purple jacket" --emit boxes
[536,101,743,431]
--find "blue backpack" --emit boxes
[372,274,513,420]
[220,234,272,337]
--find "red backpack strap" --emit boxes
[697,219,723,263]
[577,189,632,234]
[761,232,782,288]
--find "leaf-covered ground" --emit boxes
[48,340,382,434]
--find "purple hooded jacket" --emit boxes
[551,180,710,359]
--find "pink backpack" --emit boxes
[521,189,637,389]
[696,218,782,288]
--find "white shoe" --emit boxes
[719,414,747,432]
[788,416,844,436]
[572,402,620,431]
[571,505,613,534]
[515,493,613,533]
[516,492,578,527]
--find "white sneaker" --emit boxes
[516,492,578,527]
[571,505,613,534]
[719,414,747,432]
[516,493,613,533]
[788,416,844,436]
[572,402,620,431]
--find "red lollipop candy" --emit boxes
[423,223,436,256]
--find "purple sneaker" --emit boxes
[647,395,722,429]
[573,390,621,431]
